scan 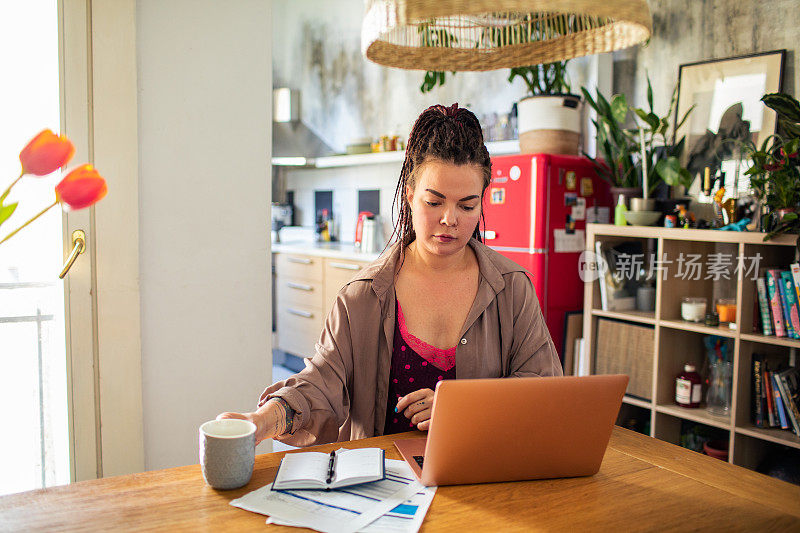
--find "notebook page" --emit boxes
[333,448,383,483]
[274,452,330,484]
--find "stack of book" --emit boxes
[754,264,800,338]
[751,358,800,437]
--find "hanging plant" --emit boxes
[418,21,457,93]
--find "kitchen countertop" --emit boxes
[272,241,382,262]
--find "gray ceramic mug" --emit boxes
[199,419,256,490]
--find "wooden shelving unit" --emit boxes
[583,223,800,473]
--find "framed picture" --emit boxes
[675,50,786,184]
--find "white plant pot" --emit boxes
[517,94,582,155]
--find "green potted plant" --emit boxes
[422,60,577,154]
[582,77,694,215]
[419,17,581,155]
[581,87,639,201]
[745,92,800,243]
[510,61,581,155]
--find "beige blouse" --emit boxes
[260,238,562,446]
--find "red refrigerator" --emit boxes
[481,154,613,357]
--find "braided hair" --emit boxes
[390,103,492,251]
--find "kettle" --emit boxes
[360,216,381,253]
[354,211,373,249]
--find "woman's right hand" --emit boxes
[216,404,282,445]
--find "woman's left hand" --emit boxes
[396,388,435,431]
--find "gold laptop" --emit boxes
[393,374,629,487]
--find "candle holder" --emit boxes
[680,297,707,322]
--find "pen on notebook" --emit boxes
[325,450,336,484]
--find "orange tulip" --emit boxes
[55,164,107,210]
[19,129,75,176]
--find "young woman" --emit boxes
[218,103,561,446]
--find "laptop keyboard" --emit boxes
[413,455,425,468]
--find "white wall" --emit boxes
[137,0,271,470]
[284,162,401,244]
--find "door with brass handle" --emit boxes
[59,229,86,279]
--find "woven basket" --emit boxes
[363,0,652,71]
[595,318,653,400]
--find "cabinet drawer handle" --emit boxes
[286,282,313,291]
[287,308,313,318]
[287,257,312,264]
[329,262,360,271]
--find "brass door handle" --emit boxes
[59,230,86,279]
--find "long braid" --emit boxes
[389,104,491,257]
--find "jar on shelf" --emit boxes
[715,298,736,323]
[706,360,732,416]
[704,312,720,327]
[681,297,707,322]
[675,364,702,408]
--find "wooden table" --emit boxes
[2,427,799,531]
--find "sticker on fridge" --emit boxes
[564,192,577,206]
[554,229,585,253]
[565,171,577,191]
[490,188,505,204]
[571,197,586,220]
[586,206,611,224]
[580,177,593,197]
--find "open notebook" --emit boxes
[272,447,385,490]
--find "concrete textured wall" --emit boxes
[272,0,593,153]
[274,0,797,146]
[274,0,797,240]
[615,0,798,117]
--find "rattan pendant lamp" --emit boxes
[362,0,652,71]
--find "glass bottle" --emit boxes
[706,361,732,416]
[676,364,702,408]
[614,195,627,226]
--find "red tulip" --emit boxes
[55,164,107,210]
[19,129,75,176]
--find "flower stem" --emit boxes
[0,172,24,204]
[0,200,59,245]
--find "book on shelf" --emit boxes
[781,271,800,338]
[776,367,800,437]
[791,263,800,303]
[574,337,590,377]
[777,272,799,339]
[764,368,778,427]
[755,278,773,336]
[752,353,764,427]
[771,372,791,430]
[765,270,787,337]
[271,448,385,491]
[760,361,774,428]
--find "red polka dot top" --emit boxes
[383,299,457,435]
